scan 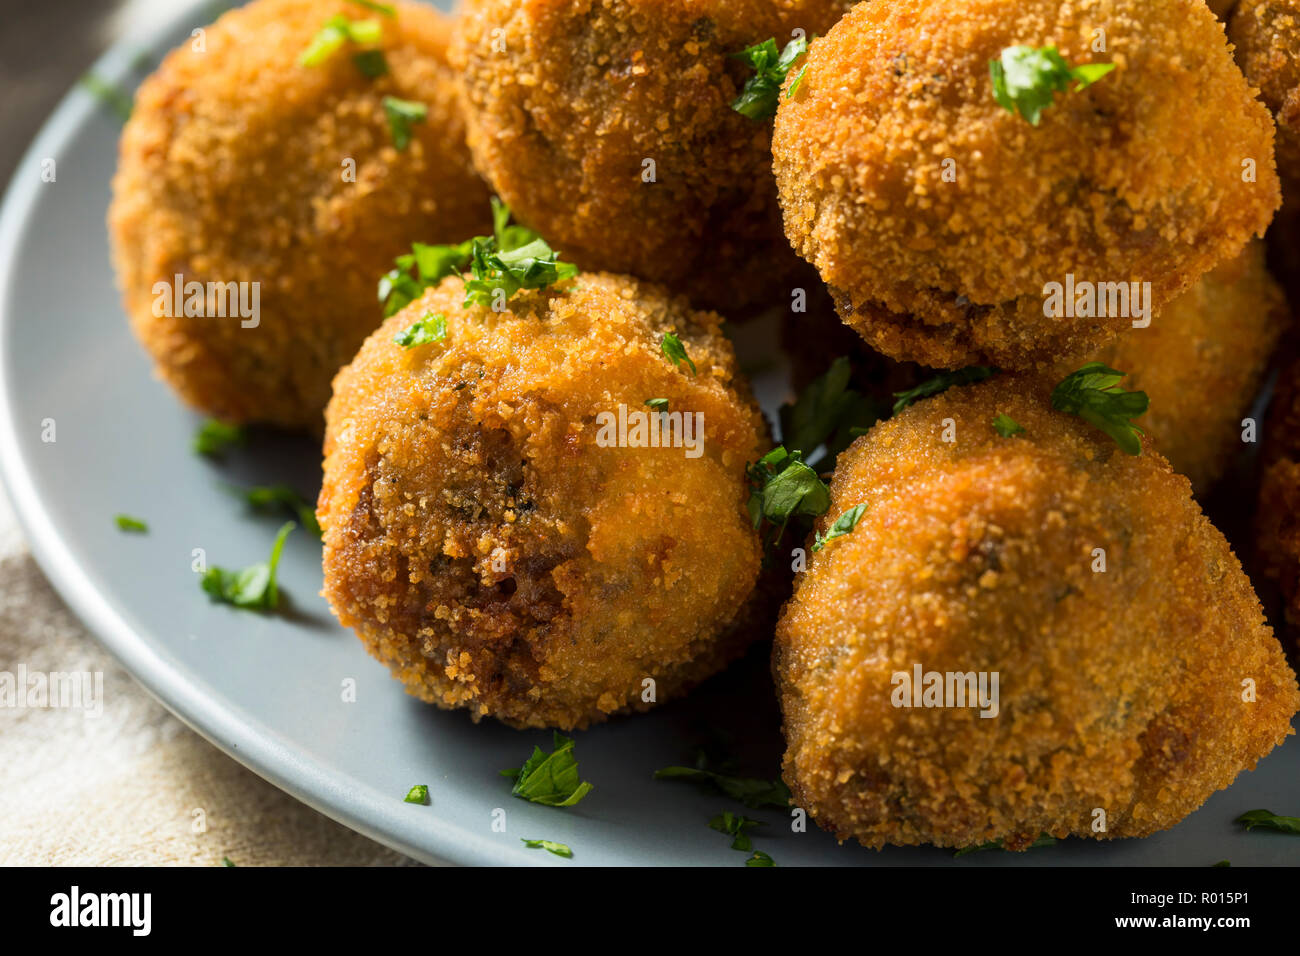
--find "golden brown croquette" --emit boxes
[110,0,491,429]
[1053,241,1289,494]
[319,272,771,729]
[774,375,1299,851]
[451,0,853,312]
[773,0,1281,369]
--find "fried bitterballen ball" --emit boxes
[1052,241,1288,494]
[773,0,1281,369]
[452,0,851,311]
[319,273,770,730]
[110,0,491,429]
[774,375,1299,851]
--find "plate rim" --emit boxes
[0,0,528,867]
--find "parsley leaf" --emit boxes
[521,838,573,858]
[200,521,295,611]
[379,240,474,317]
[990,46,1116,126]
[779,357,881,470]
[992,413,1025,438]
[348,0,395,15]
[746,850,776,867]
[502,732,594,807]
[383,96,427,150]
[194,419,246,457]
[709,811,765,852]
[731,36,809,120]
[954,833,1056,857]
[80,73,132,123]
[892,367,996,416]
[653,766,791,810]
[394,312,448,349]
[403,784,429,805]
[115,514,148,533]
[352,49,388,78]
[660,333,697,376]
[1050,363,1148,455]
[812,503,866,553]
[462,236,578,307]
[241,484,322,539]
[645,398,669,411]
[300,15,383,68]
[1236,809,1300,835]
[745,447,831,551]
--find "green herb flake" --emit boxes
[241,484,321,539]
[200,521,295,611]
[892,367,996,416]
[382,96,427,150]
[990,45,1116,126]
[653,765,791,810]
[193,419,246,457]
[502,732,594,807]
[352,49,389,78]
[812,503,866,553]
[954,833,1057,857]
[745,447,831,551]
[1050,363,1149,455]
[115,514,148,533]
[992,414,1026,438]
[660,333,697,376]
[745,850,775,867]
[780,357,881,470]
[521,838,573,858]
[394,312,448,349]
[221,856,236,867]
[348,0,395,16]
[80,73,133,123]
[1236,809,1300,835]
[709,811,765,852]
[731,36,810,120]
[645,398,669,411]
[403,784,429,805]
[300,15,384,67]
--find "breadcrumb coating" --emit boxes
[320,272,771,729]
[451,0,852,312]
[110,0,491,428]
[773,0,1281,369]
[1053,241,1288,493]
[775,375,1299,850]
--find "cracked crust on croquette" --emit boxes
[451,0,852,312]
[772,0,1281,369]
[319,273,771,729]
[774,376,1299,851]
[110,0,491,428]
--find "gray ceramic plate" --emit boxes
[0,0,1295,866]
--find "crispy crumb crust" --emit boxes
[110,0,491,428]
[775,375,1299,850]
[773,0,1281,369]
[451,0,852,312]
[320,272,771,729]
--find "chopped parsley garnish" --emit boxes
[382,96,427,150]
[193,419,246,457]
[241,485,321,539]
[501,732,594,807]
[403,784,429,805]
[731,36,810,120]
[1235,809,1300,835]
[746,850,775,867]
[709,811,765,852]
[200,521,294,611]
[645,398,669,411]
[80,73,132,123]
[660,333,697,376]
[812,503,866,553]
[221,856,236,867]
[1213,860,1231,867]
[462,236,578,308]
[954,833,1057,857]
[990,46,1116,126]
[1050,363,1148,456]
[299,15,383,68]
[114,514,148,533]
[348,0,395,15]
[352,49,388,78]
[653,765,791,810]
[892,367,996,416]
[379,241,474,316]
[521,838,573,858]
[394,312,448,349]
[992,414,1025,438]
[780,356,881,470]
[745,447,830,549]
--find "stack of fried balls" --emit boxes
[110,0,1300,853]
